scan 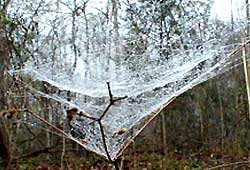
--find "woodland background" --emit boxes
[0,0,250,169]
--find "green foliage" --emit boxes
[0,12,16,29]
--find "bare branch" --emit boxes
[206,160,250,170]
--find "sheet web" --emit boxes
[17,39,245,160]
[8,0,247,160]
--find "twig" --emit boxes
[98,82,127,120]
[98,120,111,161]
[97,82,127,170]
[98,119,120,170]
[205,160,250,170]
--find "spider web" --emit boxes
[14,39,247,159]
[8,0,248,160]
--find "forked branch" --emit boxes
[97,82,127,170]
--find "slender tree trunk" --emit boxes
[195,88,205,145]
[231,0,234,31]
[246,0,250,36]
[159,1,164,57]
[199,106,204,144]
[83,1,90,79]
[111,0,119,47]
[132,142,137,169]
[46,114,51,159]
[0,126,10,166]
[72,0,77,71]
[83,2,89,59]
[161,113,167,156]
[0,11,12,167]
[60,108,66,170]
[106,0,111,74]
[216,81,224,153]
[111,0,120,72]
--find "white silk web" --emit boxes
[18,40,245,159]
[9,0,247,160]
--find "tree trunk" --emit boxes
[0,127,10,165]
[0,19,12,166]
[231,0,234,31]
[216,81,224,153]
[111,0,119,46]
[246,0,250,36]
[161,113,167,156]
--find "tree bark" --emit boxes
[0,20,12,165]
[246,0,250,36]
[161,113,167,156]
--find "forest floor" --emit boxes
[1,149,249,170]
